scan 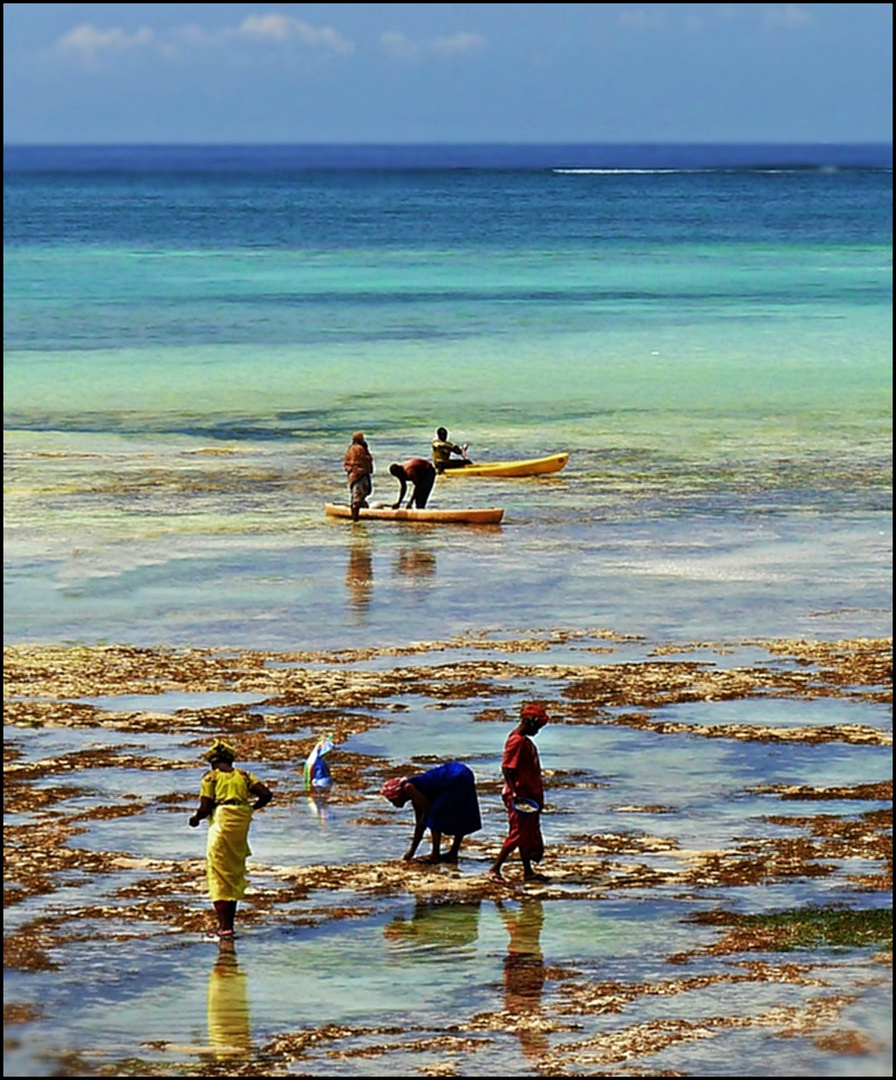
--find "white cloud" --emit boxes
[227,14,354,54]
[235,14,297,42]
[379,30,486,62]
[52,12,355,63]
[49,13,488,69]
[56,23,156,59]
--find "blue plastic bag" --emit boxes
[303,736,335,791]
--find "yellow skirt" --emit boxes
[206,805,252,901]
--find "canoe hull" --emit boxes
[325,503,504,525]
[441,452,569,478]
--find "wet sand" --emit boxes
[4,632,892,1076]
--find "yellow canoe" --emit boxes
[441,452,570,478]
[325,503,504,525]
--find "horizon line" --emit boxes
[4,139,893,148]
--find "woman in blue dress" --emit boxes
[381,762,482,864]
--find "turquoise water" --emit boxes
[3,145,892,650]
[3,146,892,1077]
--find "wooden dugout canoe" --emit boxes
[440,452,570,478]
[325,503,504,525]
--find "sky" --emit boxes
[2,3,892,145]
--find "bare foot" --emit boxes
[524,872,550,883]
[487,870,505,883]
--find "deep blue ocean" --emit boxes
[3,143,892,650]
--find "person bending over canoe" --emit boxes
[343,431,374,521]
[390,457,437,509]
[381,762,483,864]
[488,703,550,884]
[189,739,273,939]
[431,427,472,473]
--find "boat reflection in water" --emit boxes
[206,940,252,1062]
[499,896,547,1060]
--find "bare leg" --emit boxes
[213,900,237,936]
[522,858,549,883]
[213,900,228,932]
[489,831,518,881]
[442,836,462,864]
[488,851,510,881]
[224,901,237,932]
[425,829,443,863]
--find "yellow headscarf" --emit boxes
[202,738,236,764]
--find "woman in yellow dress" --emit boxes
[189,739,273,939]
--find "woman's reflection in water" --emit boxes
[345,540,373,611]
[384,899,481,955]
[206,939,252,1061]
[499,896,547,1060]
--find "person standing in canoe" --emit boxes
[381,762,483,864]
[431,427,471,473]
[389,457,437,509]
[189,739,273,940]
[488,703,550,884]
[343,431,374,521]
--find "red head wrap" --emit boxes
[380,776,408,803]
[520,703,549,727]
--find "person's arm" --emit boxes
[249,780,273,812]
[403,804,427,860]
[189,795,215,827]
[501,765,520,801]
[391,472,408,510]
[401,783,431,860]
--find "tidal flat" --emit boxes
[3,631,891,1077]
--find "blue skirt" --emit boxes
[410,762,483,838]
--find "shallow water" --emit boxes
[4,146,892,1076]
[5,890,892,1077]
[4,631,892,1076]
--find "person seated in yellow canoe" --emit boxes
[389,457,437,509]
[431,427,472,473]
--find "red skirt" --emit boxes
[502,792,544,862]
